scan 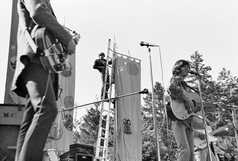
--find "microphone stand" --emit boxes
[231,107,238,150]
[146,46,161,161]
[196,75,213,161]
[61,88,149,111]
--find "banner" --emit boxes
[45,54,75,155]
[114,53,142,161]
[4,0,26,105]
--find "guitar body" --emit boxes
[170,90,201,120]
[194,127,217,149]
[194,135,217,149]
[194,123,232,149]
[35,27,69,73]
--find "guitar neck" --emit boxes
[210,125,229,136]
[182,90,215,108]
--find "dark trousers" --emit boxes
[15,62,58,161]
[101,71,110,99]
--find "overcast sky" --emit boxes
[0,0,237,117]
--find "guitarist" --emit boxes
[166,59,198,161]
[12,0,77,161]
[194,118,219,161]
[213,119,238,160]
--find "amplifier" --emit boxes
[75,153,93,161]
[0,104,24,160]
[60,153,93,161]
[0,125,19,160]
[70,144,94,156]
[0,104,24,125]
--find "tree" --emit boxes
[142,82,176,161]
[141,51,225,160]
[215,68,238,133]
[188,51,214,102]
[73,100,114,160]
[216,68,238,106]
[73,100,100,143]
[188,51,222,122]
[73,51,238,160]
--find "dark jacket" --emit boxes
[11,0,72,97]
[93,58,112,73]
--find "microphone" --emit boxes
[140,41,159,47]
[190,70,201,76]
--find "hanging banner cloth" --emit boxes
[45,54,75,154]
[114,53,142,161]
[4,0,26,105]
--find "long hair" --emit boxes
[172,59,190,76]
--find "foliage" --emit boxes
[142,81,177,161]
[141,51,238,160]
[188,51,213,102]
[73,100,100,143]
[214,68,238,135]
[73,100,114,160]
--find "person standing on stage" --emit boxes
[13,0,76,161]
[166,59,195,161]
[194,122,219,161]
[213,119,238,160]
[93,52,112,100]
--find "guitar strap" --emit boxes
[20,23,38,54]
[181,81,199,94]
[187,84,199,94]
[19,1,38,54]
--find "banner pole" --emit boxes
[62,89,148,112]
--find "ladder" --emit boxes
[95,39,114,161]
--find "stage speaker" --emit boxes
[0,125,19,161]
[0,104,24,161]
[75,153,93,161]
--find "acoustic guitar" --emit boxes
[35,27,80,73]
[194,123,232,149]
[169,89,213,120]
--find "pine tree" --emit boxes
[141,51,224,160]
[73,102,100,145]
[215,68,238,133]
[142,82,177,161]
[73,51,238,160]
[73,100,114,160]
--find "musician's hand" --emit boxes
[185,99,194,112]
[224,152,232,159]
[66,38,76,55]
[194,105,201,113]
[73,34,80,45]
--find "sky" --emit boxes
[0,0,238,118]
